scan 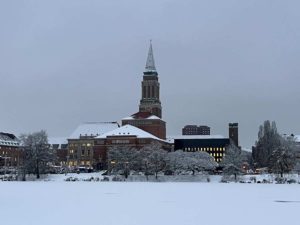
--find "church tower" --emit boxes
[139,41,162,118]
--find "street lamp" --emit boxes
[124,161,129,179]
[109,160,116,175]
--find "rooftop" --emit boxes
[0,132,20,147]
[69,122,119,139]
[97,124,163,141]
[122,111,161,120]
[167,135,227,144]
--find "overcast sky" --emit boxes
[1,0,300,148]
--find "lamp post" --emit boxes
[109,160,116,175]
[124,161,129,179]
[3,155,10,177]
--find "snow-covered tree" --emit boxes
[19,130,55,180]
[269,144,296,177]
[167,150,217,175]
[252,120,282,168]
[253,120,297,175]
[222,164,242,181]
[140,142,167,179]
[107,146,139,178]
[220,143,243,168]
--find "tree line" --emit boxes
[15,120,300,180]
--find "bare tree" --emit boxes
[19,130,55,180]
[107,146,139,178]
[269,144,296,177]
[252,120,282,168]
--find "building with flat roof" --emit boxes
[170,135,230,163]
[182,125,210,135]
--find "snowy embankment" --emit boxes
[0,182,299,225]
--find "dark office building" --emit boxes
[174,135,230,162]
[182,125,210,135]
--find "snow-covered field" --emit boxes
[0,180,299,225]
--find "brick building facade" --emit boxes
[0,132,22,167]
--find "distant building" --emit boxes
[139,41,162,118]
[123,42,166,140]
[229,123,239,147]
[48,137,68,166]
[122,112,166,140]
[95,125,171,168]
[0,132,22,167]
[67,122,119,169]
[283,134,300,159]
[182,125,210,135]
[295,135,300,159]
[171,135,230,162]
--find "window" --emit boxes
[81,149,85,156]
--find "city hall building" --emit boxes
[122,41,166,140]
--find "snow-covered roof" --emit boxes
[166,135,226,144]
[0,132,20,147]
[69,122,119,139]
[122,111,162,121]
[96,125,163,141]
[122,116,134,120]
[147,115,161,120]
[294,135,300,142]
[48,137,68,148]
[170,135,225,140]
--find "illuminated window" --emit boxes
[87,143,91,147]
[210,148,212,151]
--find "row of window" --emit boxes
[185,147,226,152]
[112,140,130,144]
[0,141,19,146]
[209,153,224,157]
[69,143,92,147]
[69,149,91,156]
[68,160,91,166]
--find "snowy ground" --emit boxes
[0,179,299,225]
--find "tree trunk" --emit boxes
[36,160,40,179]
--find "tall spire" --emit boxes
[145,40,156,72]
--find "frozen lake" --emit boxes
[0,182,299,225]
